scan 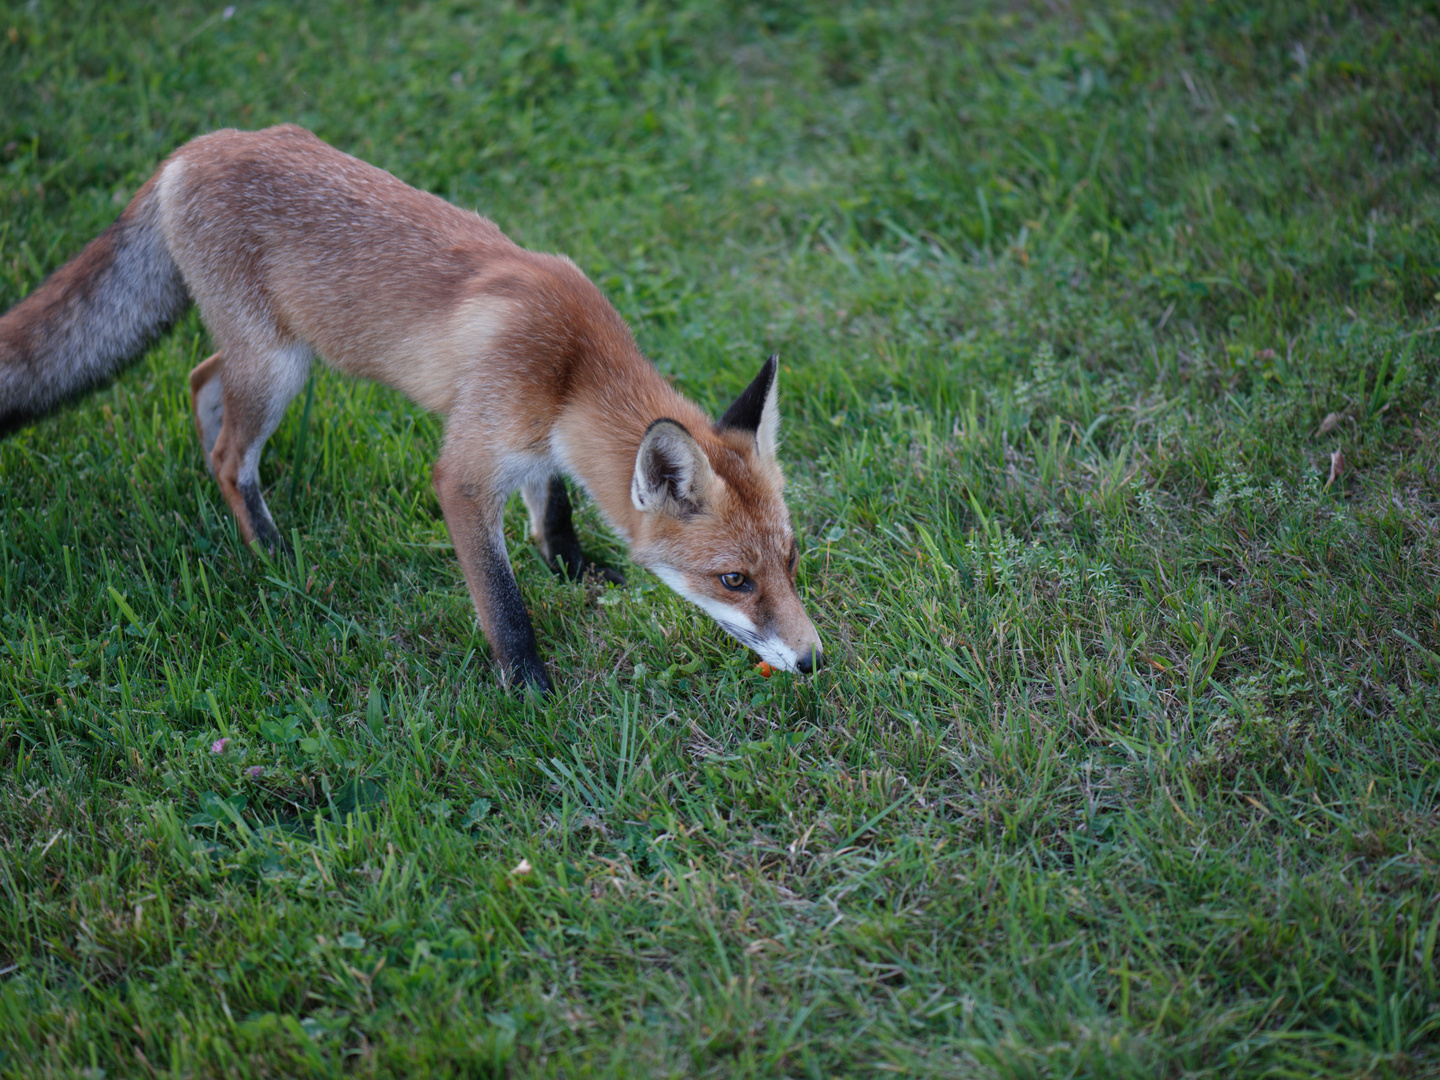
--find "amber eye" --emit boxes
[719,572,748,591]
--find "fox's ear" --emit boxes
[632,419,714,516]
[716,354,780,461]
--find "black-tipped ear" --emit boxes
[718,354,777,434]
[717,354,780,459]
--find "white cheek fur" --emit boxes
[650,566,759,635]
[651,564,802,671]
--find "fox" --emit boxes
[0,124,823,694]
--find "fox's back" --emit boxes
[164,126,504,283]
[158,125,539,407]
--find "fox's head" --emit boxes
[628,355,823,674]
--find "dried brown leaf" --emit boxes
[1326,447,1345,488]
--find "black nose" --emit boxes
[796,647,823,674]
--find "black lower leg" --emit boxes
[477,533,551,693]
[540,475,585,576]
[239,480,290,556]
[541,476,625,585]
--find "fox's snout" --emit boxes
[769,635,824,675]
[750,606,823,675]
[649,563,823,675]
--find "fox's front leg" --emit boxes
[521,475,625,585]
[433,456,551,693]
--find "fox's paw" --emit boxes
[250,532,293,560]
[542,543,624,587]
[583,563,626,587]
[503,655,552,696]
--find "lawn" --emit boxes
[2,1,1439,1076]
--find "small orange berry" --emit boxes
[756,662,773,678]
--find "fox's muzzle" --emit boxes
[795,644,823,674]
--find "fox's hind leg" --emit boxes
[202,343,311,553]
[188,351,225,473]
[521,475,625,585]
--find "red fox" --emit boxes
[0,124,823,693]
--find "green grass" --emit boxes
[2,1,1439,1076]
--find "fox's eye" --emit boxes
[787,544,798,573]
[719,572,748,591]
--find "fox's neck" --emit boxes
[555,349,712,546]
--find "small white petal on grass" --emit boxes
[511,858,532,876]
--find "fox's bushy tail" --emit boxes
[0,178,189,437]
